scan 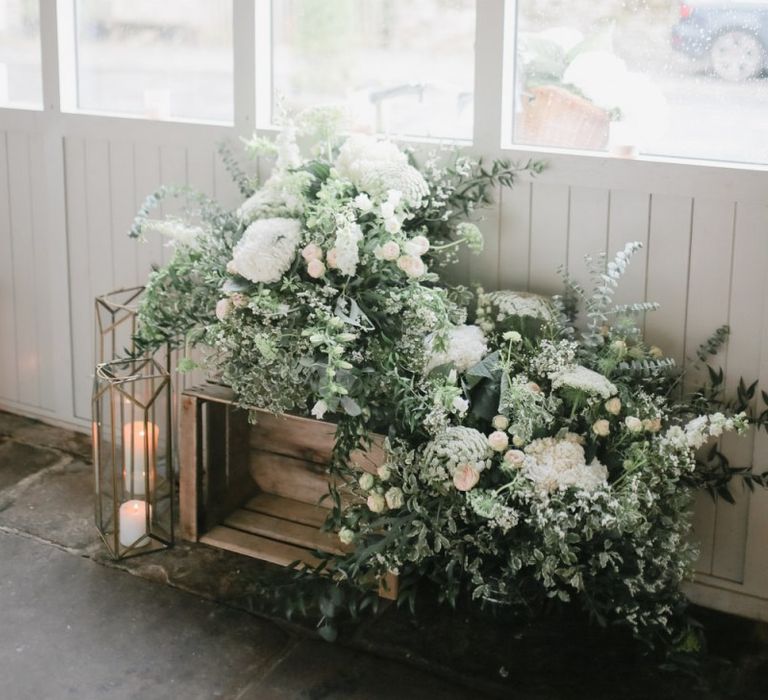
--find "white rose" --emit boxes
[492,415,509,431]
[353,193,373,212]
[377,464,391,481]
[488,430,509,452]
[625,416,643,433]
[453,464,480,492]
[503,449,525,468]
[358,473,375,491]
[375,241,400,261]
[605,397,622,415]
[385,487,404,509]
[307,259,326,279]
[397,255,426,278]
[338,527,355,545]
[367,493,387,513]
[311,400,328,420]
[592,419,611,437]
[215,298,233,321]
[326,248,338,269]
[301,243,323,262]
[452,396,469,414]
[384,217,402,234]
[404,235,430,257]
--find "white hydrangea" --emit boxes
[333,221,364,277]
[229,217,302,284]
[523,436,608,494]
[334,134,428,207]
[425,324,488,374]
[421,426,493,483]
[551,365,617,399]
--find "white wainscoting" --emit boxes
[0,107,767,620]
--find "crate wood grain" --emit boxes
[179,384,398,599]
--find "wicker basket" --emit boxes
[517,85,610,151]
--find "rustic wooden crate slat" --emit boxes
[179,384,398,601]
[225,507,346,555]
[244,493,328,529]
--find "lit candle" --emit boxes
[122,421,159,496]
[118,500,150,548]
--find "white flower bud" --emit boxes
[353,193,373,212]
[592,419,610,437]
[358,473,375,491]
[487,430,509,452]
[377,464,391,481]
[625,416,643,433]
[452,396,469,414]
[301,243,323,262]
[338,527,355,545]
[404,235,430,257]
[604,397,622,415]
[326,247,339,269]
[396,255,426,278]
[384,487,404,509]
[367,493,387,513]
[492,415,509,431]
[503,449,525,468]
[384,217,402,234]
[375,241,400,261]
[306,259,326,279]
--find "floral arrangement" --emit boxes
[130,109,766,652]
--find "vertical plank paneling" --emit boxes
[607,190,650,306]
[470,185,501,290]
[712,202,768,582]
[6,132,40,407]
[186,146,215,198]
[684,198,736,574]
[109,140,139,289]
[528,182,570,295]
[64,137,91,419]
[566,185,609,289]
[644,194,693,363]
[499,181,531,291]
[213,143,243,211]
[0,131,18,402]
[159,144,188,265]
[27,134,55,410]
[133,143,164,279]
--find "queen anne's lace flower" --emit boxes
[421,426,492,483]
[478,290,556,326]
[230,217,302,284]
[523,436,608,494]
[551,365,617,399]
[424,324,488,374]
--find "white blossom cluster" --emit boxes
[424,324,488,374]
[229,217,302,283]
[522,435,609,494]
[476,290,555,333]
[550,365,617,399]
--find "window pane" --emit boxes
[74,0,234,123]
[0,0,43,108]
[509,0,768,165]
[272,0,476,140]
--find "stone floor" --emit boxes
[1,409,767,699]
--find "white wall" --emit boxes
[0,0,766,621]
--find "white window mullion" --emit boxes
[233,0,257,135]
[472,0,506,152]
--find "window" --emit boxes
[0,0,43,108]
[72,0,234,123]
[508,0,768,165]
[271,0,476,140]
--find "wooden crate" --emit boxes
[179,384,397,599]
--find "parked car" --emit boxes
[671,1,768,81]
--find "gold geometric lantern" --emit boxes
[94,286,146,363]
[92,357,174,558]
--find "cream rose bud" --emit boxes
[643,417,662,433]
[367,493,387,513]
[215,298,233,321]
[625,416,643,433]
[306,258,326,279]
[385,487,404,509]
[404,235,430,257]
[397,255,426,278]
[512,435,525,447]
[338,527,355,545]
[326,247,339,269]
[592,419,610,437]
[503,449,525,468]
[384,217,402,234]
[375,240,400,261]
[604,397,622,415]
[453,464,480,492]
[353,193,373,212]
[376,464,392,481]
[488,430,509,452]
[358,473,375,491]
[452,396,469,414]
[492,415,510,431]
[301,243,323,262]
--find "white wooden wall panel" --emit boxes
[0,131,18,404]
[528,182,569,295]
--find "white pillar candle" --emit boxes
[119,500,151,548]
[123,421,159,496]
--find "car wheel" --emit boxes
[710,30,765,81]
